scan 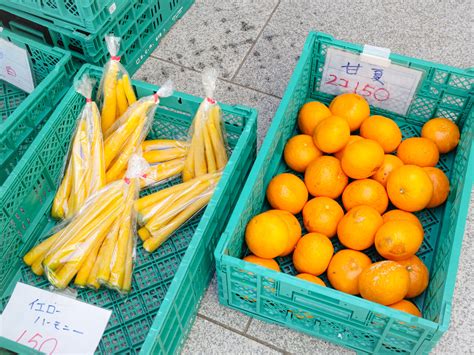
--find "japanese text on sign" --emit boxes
[0,283,111,354]
[0,37,35,93]
[319,47,423,115]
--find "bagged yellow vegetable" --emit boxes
[182,69,228,182]
[51,74,105,220]
[98,35,137,133]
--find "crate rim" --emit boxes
[215,30,474,338]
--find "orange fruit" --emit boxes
[243,255,281,272]
[342,179,389,214]
[313,116,350,153]
[386,165,433,212]
[341,138,384,179]
[268,209,302,256]
[293,233,334,275]
[329,93,370,131]
[388,300,422,317]
[298,101,332,135]
[304,156,348,198]
[397,255,429,298]
[360,115,402,153]
[337,206,383,250]
[375,221,424,260]
[327,249,372,295]
[423,167,450,208]
[397,137,440,167]
[334,135,363,160]
[245,212,289,258]
[296,273,326,286]
[382,209,423,233]
[284,134,322,173]
[359,260,410,305]
[371,154,404,187]
[421,117,460,154]
[302,197,344,238]
[266,173,308,214]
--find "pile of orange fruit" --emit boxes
[243,93,461,317]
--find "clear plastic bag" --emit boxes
[182,69,229,182]
[135,171,222,252]
[51,74,106,220]
[98,35,138,134]
[142,139,188,164]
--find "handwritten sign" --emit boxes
[0,283,111,354]
[319,47,423,115]
[0,37,35,93]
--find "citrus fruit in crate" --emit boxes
[360,115,402,153]
[341,138,384,179]
[397,137,440,167]
[423,167,450,208]
[359,260,410,305]
[334,135,363,160]
[266,173,308,214]
[304,156,348,198]
[329,93,370,131]
[337,205,383,250]
[342,179,389,214]
[298,101,332,135]
[327,249,372,295]
[312,115,350,153]
[388,299,422,317]
[397,255,429,298]
[293,233,334,275]
[284,134,322,172]
[371,154,404,187]
[386,165,433,212]
[375,220,424,260]
[302,197,344,237]
[296,273,326,286]
[421,117,460,153]
[243,255,281,272]
[245,212,289,258]
[382,209,423,232]
[268,209,302,256]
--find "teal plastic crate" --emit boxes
[215,32,473,354]
[0,0,194,75]
[0,0,127,32]
[0,64,257,354]
[0,27,74,185]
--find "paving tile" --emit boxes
[152,0,279,79]
[234,0,473,97]
[182,317,282,354]
[197,274,251,332]
[246,318,353,354]
[133,57,281,146]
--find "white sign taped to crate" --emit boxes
[0,283,111,354]
[319,46,423,115]
[0,37,35,93]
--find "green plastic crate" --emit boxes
[0,27,74,185]
[0,0,194,75]
[215,32,473,354]
[0,64,257,354]
[0,0,127,32]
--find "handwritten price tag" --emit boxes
[0,37,35,93]
[319,47,423,115]
[0,283,111,354]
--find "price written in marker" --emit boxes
[319,47,423,115]
[0,283,111,355]
[0,37,36,93]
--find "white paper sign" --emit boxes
[0,37,35,93]
[0,283,111,354]
[319,47,423,115]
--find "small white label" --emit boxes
[0,38,35,93]
[0,283,111,354]
[109,2,117,14]
[319,47,423,115]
